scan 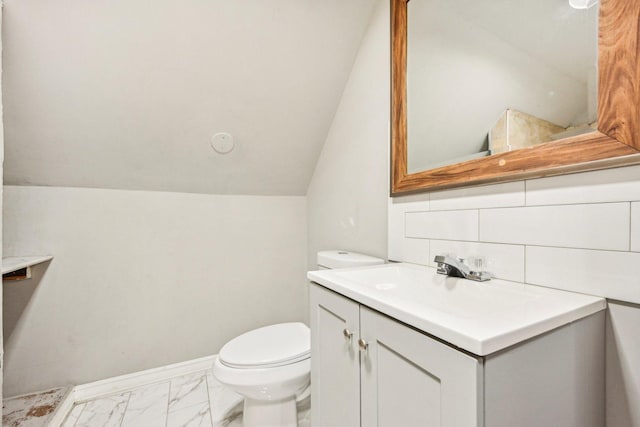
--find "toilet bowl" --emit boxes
[214,251,384,427]
[213,322,310,427]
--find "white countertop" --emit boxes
[308,263,606,356]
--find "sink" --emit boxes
[307,263,606,355]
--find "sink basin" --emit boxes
[307,263,606,355]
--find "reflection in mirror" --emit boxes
[407,0,599,173]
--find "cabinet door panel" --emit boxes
[360,307,482,427]
[310,284,360,427]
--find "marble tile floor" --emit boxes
[60,369,311,427]
[3,387,70,427]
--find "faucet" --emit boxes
[434,255,492,282]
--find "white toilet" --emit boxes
[213,250,384,427]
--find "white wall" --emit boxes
[306,0,389,268]
[2,186,307,397]
[388,165,640,427]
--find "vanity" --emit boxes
[308,263,606,427]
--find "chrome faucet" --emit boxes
[434,255,492,282]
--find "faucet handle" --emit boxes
[466,256,492,282]
[434,254,491,281]
[467,256,484,272]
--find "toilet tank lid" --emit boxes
[317,250,385,269]
[219,322,310,369]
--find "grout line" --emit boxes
[403,211,407,238]
[410,206,489,213]
[511,243,634,254]
[428,238,525,248]
[523,245,527,283]
[74,403,87,427]
[406,199,632,214]
[408,237,634,254]
[118,392,133,427]
[488,200,630,211]
[518,200,631,209]
[165,372,209,425]
[204,372,215,427]
[630,202,633,252]
[165,379,172,427]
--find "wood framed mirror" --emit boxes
[391,0,640,196]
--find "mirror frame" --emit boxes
[391,0,640,195]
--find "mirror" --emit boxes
[407,0,598,173]
[391,0,640,195]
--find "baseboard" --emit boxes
[47,355,217,426]
[72,355,216,402]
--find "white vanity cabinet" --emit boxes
[359,305,481,427]
[310,282,605,427]
[310,282,361,427]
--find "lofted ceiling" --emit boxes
[2,0,377,195]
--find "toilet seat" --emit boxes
[219,322,310,369]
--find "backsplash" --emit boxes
[388,164,640,305]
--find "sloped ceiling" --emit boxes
[3,0,377,195]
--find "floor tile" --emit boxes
[74,392,130,427]
[54,364,312,427]
[61,402,86,427]
[120,381,171,427]
[166,401,212,427]
[168,372,209,414]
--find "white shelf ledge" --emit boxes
[2,256,53,275]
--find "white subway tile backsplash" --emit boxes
[389,168,639,307]
[480,203,630,251]
[526,165,640,206]
[431,181,525,211]
[388,237,430,265]
[389,195,431,261]
[632,202,640,252]
[526,246,640,304]
[406,210,478,241]
[429,240,525,282]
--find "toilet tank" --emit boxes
[317,250,384,270]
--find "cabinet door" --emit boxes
[310,284,361,427]
[360,307,483,427]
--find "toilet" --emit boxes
[213,250,384,427]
